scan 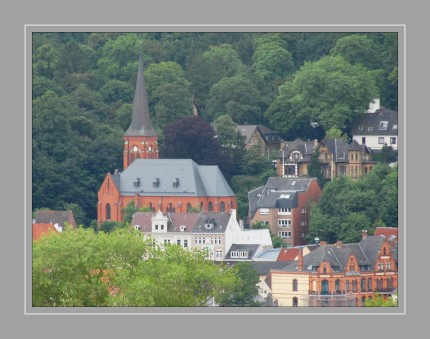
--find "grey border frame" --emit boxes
[26,24,405,315]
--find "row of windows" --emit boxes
[278,219,291,227]
[105,200,232,220]
[279,231,292,239]
[378,137,397,145]
[194,237,222,245]
[231,251,248,258]
[317,277,395,294]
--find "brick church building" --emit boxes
[97,54,237,223]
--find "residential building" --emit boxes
[248,177,321,247]
[351,101,398,151]
[237,125,282,158]
[276,138,376,180]
[97,54,236,223]
[268,231,398,306]
[33,210,77,229]
[32,223,59,241]
[131,209,272,261]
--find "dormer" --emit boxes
[151,210,168,233]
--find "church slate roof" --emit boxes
[117,159,235,197]
[124,53,157,137]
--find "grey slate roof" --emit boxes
[117,159,235,197]
[248,177,316,218]
[131,211,231,234]
[250,261,291,275]
[192,211,232,234]
[351,107,398,136]
[225,244,261,260]
[277,236,389,273]
[278,138,316,161]
[237,125,281,145]
[34,210,77,228]
[125,53,157,137]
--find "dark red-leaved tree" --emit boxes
[161,116,234,180]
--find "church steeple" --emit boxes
[123,53,158,169]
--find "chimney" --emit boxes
[314,139,318,148]
[298,248,303,271]
[362,230,368,240]
[239,219,244,230]
[319,241,328,246]
[336,240,343,248]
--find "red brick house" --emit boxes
[32,223,59,241]
[248,177,321,247]
[97,54,236,223]
[268,231,398,306]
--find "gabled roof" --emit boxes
[278,138,316,160]
[125,53,157,137]
[248,177,317,218]
[374,227,398,238]
[131,211,231,234]
[237,125,281,145]
[32,223,58,241]
[351,107,398,136]
[33,210,77,228]
[277,236,388,273]
[117,159,235,197]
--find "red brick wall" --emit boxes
[123,135,158,169]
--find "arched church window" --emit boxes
[106,203,111,220]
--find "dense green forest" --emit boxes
[32,32,398,226]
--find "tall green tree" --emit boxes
[307,149,325,187]
[207,75,262,124]
[217,262,260,307]
[252,33,294,85]
[266,55,378,135]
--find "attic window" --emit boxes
[378,121,388,130]
[291,181,296,186]
[393,124,398,130]
[358,126,364,131]
[153,177,160,187]
[133,177,141,187]
[368,126,374,132]
[173,178,180,188]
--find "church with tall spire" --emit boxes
[97,53,237,224]
[123,53,158,169]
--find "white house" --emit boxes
[351,99,398,151]
[131,209,273,262]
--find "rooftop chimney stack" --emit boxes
[298,248,304,271]
[362,229,368,240]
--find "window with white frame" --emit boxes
[378,137,385,144]
[278,231,292,239]
[300,220,307,226]
[390,137,396,144]
[301,208,307,213]
[259,208,269,215]
[378,121,388,130]
[184,239,188,248]
[215,250,223,260]
[278,219,291,227]
[177,239,181,245]
[278,208,291,214]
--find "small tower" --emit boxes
[123,53,158,170]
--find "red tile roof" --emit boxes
[277,248,299,262]
[374,227,398,239]
[32,223,58,241]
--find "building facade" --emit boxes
[276,138,376,180]
[351,102,398,151]
[248,177,321,247]
[237,125,282,158]
[97,54,236,223]
[268,232,398,306]
[131,209,272,261]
